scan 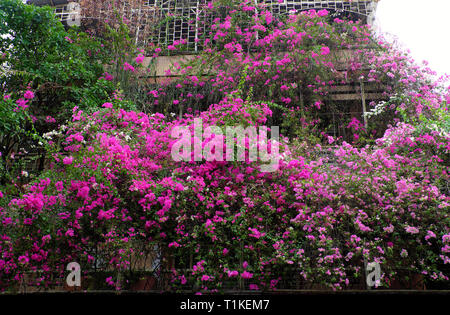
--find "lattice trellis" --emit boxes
[140,0,379,51]
[28,0,379,52]
[264,0,378,17]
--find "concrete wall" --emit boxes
[141,51,385,102]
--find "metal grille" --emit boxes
[144,0,378,52]
[33,1,378,51]
[149,0,205,51]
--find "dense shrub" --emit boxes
[0,0,448,292]
[0,95,448,291]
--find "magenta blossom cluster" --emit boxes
[0,95,448,291]
[0,0,449,293]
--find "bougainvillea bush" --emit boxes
[142,0,447,143]
[0,96,448,292]
[0,0,449,292]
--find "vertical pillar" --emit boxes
[195,0,200,52]
[360,79,368,129]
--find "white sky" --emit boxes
[375,0,450,76]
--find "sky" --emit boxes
[375,0,450,76]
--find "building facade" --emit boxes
[27,0,379,52]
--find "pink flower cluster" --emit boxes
[0,1,448,293]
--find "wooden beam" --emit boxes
[330,93,384,101]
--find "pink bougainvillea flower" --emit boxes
[102,102,113,108]
[248,228,264,239]
[98,208,115,220]
[347,117,362,130]
[228,270,239,278]
[102,72,114,81]
[2,217,13,225]
[405,226,420,234]
[16,98,28,110]
[45,116,56,123]
[63,156,73,165]
[320,46,330,56]
[443,235,450,243]
[168,241,180,248]
[241,271,253,279]
[77,186,90,199]
[317,9,329,17]
[123,62,135,72]
[23,90,34,99]
[106,277,115,286]
[135,53,145,64]
[148,90,158,98]
[249,284,259,290]
[425,231,436,240]
[18,256,29,265]
[55,181,64,192]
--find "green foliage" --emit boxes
[0,1,103,88]
[0,96,27,139]
[0,0,141,185]
[0,0,111,117]
[0,0,64,71]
